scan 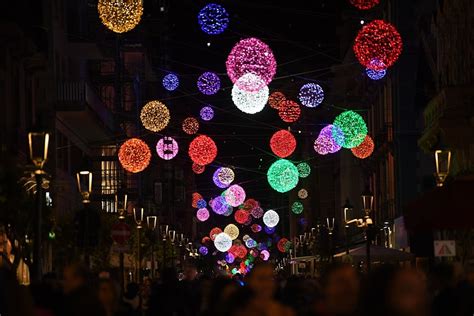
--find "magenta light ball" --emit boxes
[224,184,246,207]
[156,136,179,160]
[196,208,210,222]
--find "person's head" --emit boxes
[98,279,119,310]
[63,262,89,294]
[183,260,198,281]
[321,263,359,316]
[245,262,276,300]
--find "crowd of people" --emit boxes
[1,260,473,316]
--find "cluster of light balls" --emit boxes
[118,138,151,173]
[267,159,299,193]
[332,111,368,148]
[314,125,342,155]
[231,74,269,114]
[162,73,179,91]
[156,136,178,160]
[188,135,218,166]
[298,83,324,108]
[197,3,229,35]
[140,101,170,132]
[97,0,143,33]
[197,72,221,95]
[270,130,296,158]
[200,106,214,121]
[182,117,200,135]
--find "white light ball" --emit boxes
[214,232,233,252]
[263,209,280,228]
[231,74,269,114]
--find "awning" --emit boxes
[334,245,414,262]
[404,177,474,231]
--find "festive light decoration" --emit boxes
[267,159,299,193]
[197,3,229,35]
[182,117,200,135]
[202,236,211,244]
[192,192,203,208]
[243,199,259,212]
[264,226,275,234]
[224,184,246,207]
[263,210,280,228]
[245,238,257,249]
[251,206,264,219]
[209,227,223,241]
[224,224,240,240]
[189,135,217,165]
[210,196,232,215]
[199,246,208,255]
[250,249,259,258]
[140,101,170,132]
[162,73,179,91]
[234,209,250,224]
[236,245,248,258]
[243,216,253,226]
[225,253,235,264]
[268,91,286,110]
[296,162,311,178]
[231,75,269,114]
[233,73,265,93]
[349,0,380,10]
[97,0,143,33]
[156,136,178,160]
[353,20,403,70]
[226,37,277,87]
[298,83,324,108]
[298,188,308,199]
[192,163,206,175]
[194,208,209,222]
[291,201,304,214]
[197,72,221,95]
[213,167,235,189]
[223,207,233,217]
[214,232,232,252]
[200,106,214,121]
[270,130,296,158]
[332,111,368,148]
[277,238,290,253]
[118,138,151,173]
[366,67,387,80]
[251,224,262,233]
[278,100,301,123]
[314,125,343,155]
[260,249,270,261]
[197,199,207,209]
[351,135,375,159]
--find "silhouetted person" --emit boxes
[147,267,183,316]
[180,260,202,316]
[98,278,132,316]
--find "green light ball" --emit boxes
[291,201,304,214]
[296,162,311,178]
[332,110,367,148]
[267,159,299,193]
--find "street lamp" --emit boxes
[361,187,374,217]
[342,199,353,254]
[147,216,157,278]
[115,193,128,219]
[133,208,144,282]
[434,149,451,187]
[76,171,92,204]
[28,131,50,282]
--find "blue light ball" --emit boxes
[200,106,214,121]
[366,67,387,80]
[162,73,179,91]
[197,199,207,208]
[264,226,276,234]
[198,3,229,35]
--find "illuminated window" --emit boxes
[101,146,119,213]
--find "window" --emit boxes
[101,146,119,213]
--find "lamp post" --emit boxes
[28,131,50,282]
[146,216,157,278]
[343,199,353,255]
[115,191,128,291]
[434,150,451,187]
[326,217,335,261]
[133,208,144,282]
[361,187,374,271]
[76,169,93,266]
[160,224,169,270]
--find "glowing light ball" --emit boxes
[277,238,290,253]
[156,136,178,160]
[353,20,403,70]
[245,238,257,249]
[332,111,368,148]
[291,201,304,214]
[349,0,380,10]
[140,101,170,132]
[260,249,270,261]
[224,224,240,240]
[251,224,262,233]
[298,188,308,199]
[200,106,214,121]
[196,208,209,222]
[296,162,311,178]
[267,159,299,193]
[224,184,246,207]
[243,199,259,212]
[298,83,324,108]
[263,210,280,228]
[118,138,151,173]
[189,135,217,165]
[97,0,143,33]
[268,91,286,110]
[209,227,223,241]
[270,130,296,158]
[231,75,269,114]
[278,100,301,123]
[251,206,264,219]
[192,163,205,174]
[233,73,265,93]
[351,135,375,159]
[214,232,232,252]
[213,167,235,189]
[225,253,235,264]
[236,245,248,258]
[210,196,231,215]
[226,37,276,87]
[213,169,229,189]
[197,72,221,95]
[366,67,387,80]
[198,246,208,255]
[250,249,259,258]
[197,3,229,35]
[242,235,250,242]
[314,125,342,155]
[197,199,207,209]
[192,192,203,208]
[234,209,250,224]
[162,73,179,91]
[264,226,275,234]
[182,117,200,135]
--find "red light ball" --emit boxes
[192,192,203,208]
[277,238,290,253]
[351,135,375,159]
[270,130,297,158]
[268,91,286,110]
[349,0,380,10]
[278,100,301,123]
[236,245,248,259]
[182,117,200,135]
[189,135,217,165]
[234,209,250,224]
[209,227,222,241]
[118,138,151,173]
[192,162,206,174]
[201,236,211,244]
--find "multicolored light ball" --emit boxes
[192,192,203,208]
[156,136,179,160]
[251,224,262,233]
[332,111,368,148]
[231,74,269,114]
[214,232,232,252]
[197,72,221,95]
[349,0,380,10]
[291,201,304,214]
[351,135,375,159]
[197,3,229,35]
[224,184,246,207]
[270,130,296,158]
[278,100,301,123]
[213,167,235,189]
[162,73,179,91]
[200,106,214,121]
[140,100,170,132]
[277,238,291,253]
[298,188,308,199]
[353,20,403,70]
[366,67,387,80]
[298,83,324,108]
[226,37,277,87]
[118,138,151,173]
[296,162,311,178]
[267,159,299,193]
[263,210,280,228]
[182,117,199,135]
[196,208,210,222]
[314,125,342,155]
[188,135,218,165]
[224,224,240,240]
[268,91,286,110]
[245,238,257,249]
[97,0,143,34]
[192,163,206,174]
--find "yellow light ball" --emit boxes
[98,0,143,34]
[140,100,170,132]
[224,224,240,240]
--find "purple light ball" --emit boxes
[197,72,221,95]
